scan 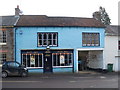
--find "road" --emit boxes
[2,72,119,89]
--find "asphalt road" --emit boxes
[2,72,119,88]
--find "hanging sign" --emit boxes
[60,55,65,64]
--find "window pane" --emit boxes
[53,33,56,39]
[39,33,42,39]
[39,55,42,67]
[43,40,47,45]
[53,54,56,66]
[23,55,26,67]
[119,41,120,50]
[35,55,38,67]
[39,40,42,45]
[27,55,30,67]
[43,33,47,39]
[48,33,52,39]
[3,31,6,43]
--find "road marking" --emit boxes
[69,81,77,83]
[90,86,94,88]
[73,77,92,79]
[100,76,106,79]
[0,81,42,83]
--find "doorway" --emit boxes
[43,51,53,73]
[78,50,103,71]
[78,51,89,71]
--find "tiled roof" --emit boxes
[0,16,19,26]
[16,15,105,27]
[105,25,119,36]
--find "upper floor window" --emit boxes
[118,41,120,50]
[38,32,58,47]
[82,33,100,46]
[0,30,7,43]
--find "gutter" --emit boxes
[0,26,14,28]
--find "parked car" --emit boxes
[2,61,28,78]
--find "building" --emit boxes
[104,25,120,72]
[15,15,105,73]
[0,16,19,64]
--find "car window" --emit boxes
[8,62,20,67]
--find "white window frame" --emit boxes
[0,53,6,64]
[82,33,100,46]
[38,32,58,47]
[119,41,120,50]
[22,53,43,68]
[0,30,7,45]
[52,53,73,68]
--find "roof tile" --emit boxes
[16,15,105,27]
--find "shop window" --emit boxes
[38,32,58,47]
[52,53,73,67]
[0,53,6,64]
[22,53,43,68]
[0,30,7,43]
[82,33,100,46]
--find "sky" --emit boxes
[0,0,119,25]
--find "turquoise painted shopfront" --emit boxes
[15,15,105,73]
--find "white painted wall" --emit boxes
[104,35,119,71]
[88,51,103,69]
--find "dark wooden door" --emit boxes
[43,52,53,73]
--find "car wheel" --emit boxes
[2,71,8,78]
[21,72,28,77]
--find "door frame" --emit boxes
[43,50,53,73]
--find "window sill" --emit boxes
[38,45,58,47]
[26,67,43,69]
[53,66,73,68]
[0,43,7,45]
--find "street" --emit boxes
[2,72,119,89]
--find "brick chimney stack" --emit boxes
[93,11,101,21]
[15,5,21,15]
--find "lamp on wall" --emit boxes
[46,45,50,50]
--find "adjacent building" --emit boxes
[0,16,19,63]
[104,25,120,71]
[15,15,105,73]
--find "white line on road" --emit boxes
[0,81,42,83]
[69,81,77,83]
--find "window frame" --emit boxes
[0,53,7,64]
[82,32,100,47]
[52,52,73,68]
[0,30,7,43]
[21,53,44,68]
[118,41,120,50]
[37,32,58,47]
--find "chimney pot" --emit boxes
[17,5,19,8]
[15,5,21,16]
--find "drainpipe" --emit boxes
[14,28,17,62]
